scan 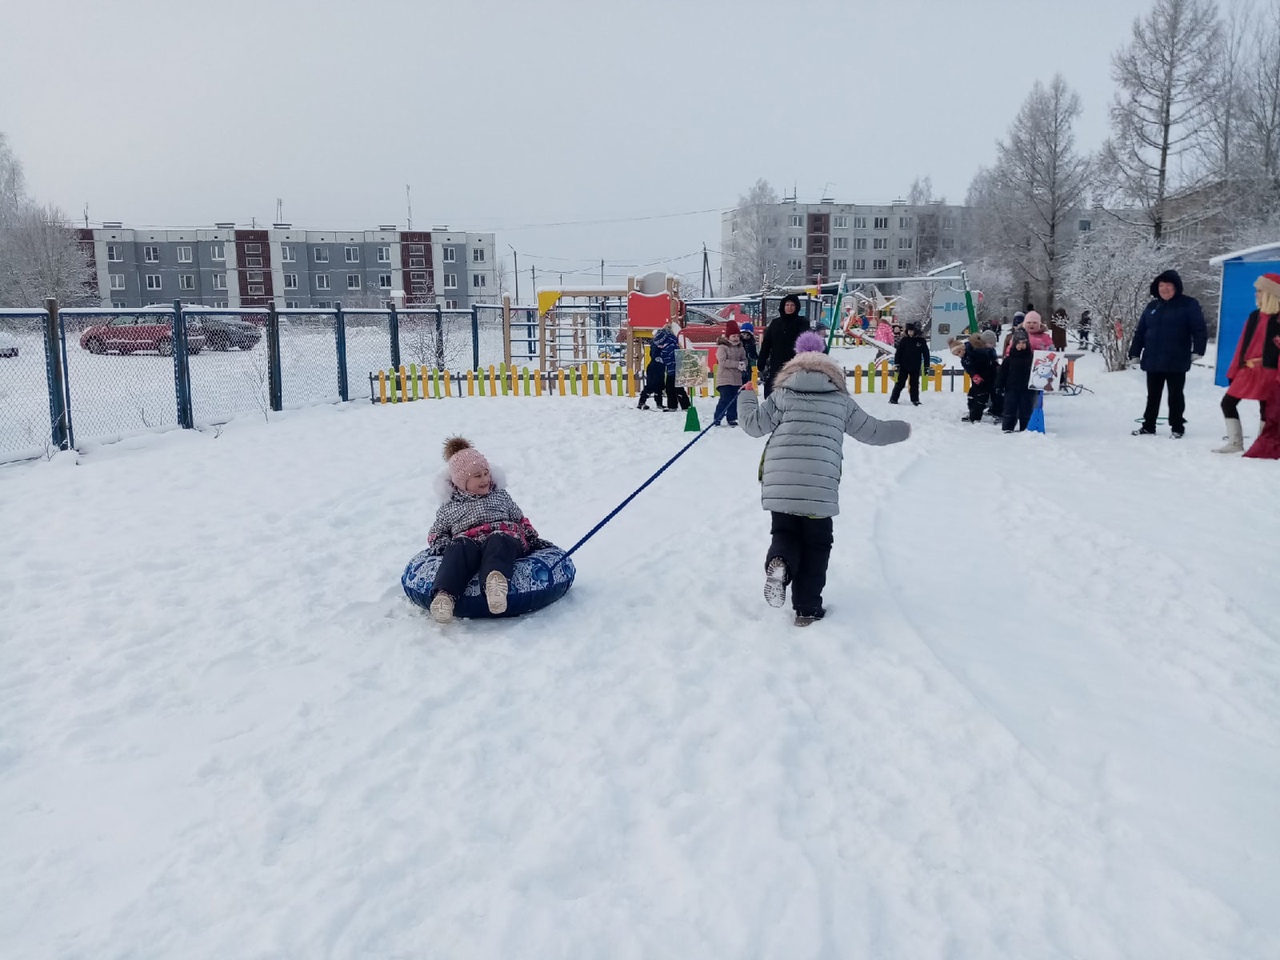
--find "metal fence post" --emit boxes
[42,298,69,449]
[433,303,445,370]
[470,304,480,371]
[388,303,402,370]
[172,299,195,428]
[266,301,283,412]
[334,304,349,402]
[57,305,76,449]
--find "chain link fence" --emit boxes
[182,307,272,423]
[0,310,59,462]
[278,310,341,409]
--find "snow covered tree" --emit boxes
[1059,222,1183,371]
[0,132,26,230]
[723,179,783,294]
[1238,0,1280,211]
[967,75,1093,315]
[0,204,97,307]
[1101,0,1223,241]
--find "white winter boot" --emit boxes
[1213,418,1244,454]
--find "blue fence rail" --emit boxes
[0,300,517,462]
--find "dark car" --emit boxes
[0,331,18,358]
[79,315,205,356]
[194,315,263,351]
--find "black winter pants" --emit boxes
[890,368,921,404]
[1142,371,1187,432]
[966,384,991,420]
[664,372,691,410]
[767,512,834,616]
[431,533,522,600]
[1001,385,1037,431]
[637,385,665,409]
[1222,393,1269,423]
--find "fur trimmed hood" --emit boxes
[772,351,848,394]
[432,463,508,502]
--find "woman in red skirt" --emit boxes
[1217,273,1280,458]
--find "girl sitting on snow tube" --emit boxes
[404,436,572,623]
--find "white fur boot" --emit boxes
[1213,418,1244,454]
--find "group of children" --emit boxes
[638,318,760,424]
[423,327,912,628]
[952,310,1057,433]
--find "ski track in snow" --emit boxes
[1,357,1278,959]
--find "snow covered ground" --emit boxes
[2,354,1278,959]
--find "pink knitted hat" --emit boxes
[443,436,489,489]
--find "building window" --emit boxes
[788,237,803,249]
[210,242,225,261]
[244,270,261,282]
[833,237,848,250]
[410,271,427,281]
[284,273,298,290]
[377,246,391,263]
[411,283,428,294]
[853,259,866,270]
[281,244,295,261]
[144,245,160,263]
[345,246,359,262]
[941,238,956,250]
[472,248,485,263]
[406,243,423,255]
[1079,219,1092,232]
[285,300,300,308]
[106,244,122,262]
[472,274,486,288]
[832,258,848,271]
[247,284,265,295]
[873,217,889,230]
[853,238,867,250]
[213,300,228,308]
[146,274,162,290]
[873,259,887,271]
[246,242,261,253]
[315,300,331,309]
[109,274,125,290]
[314,247,329,263]
[854,216,867,229]
[347,274,361,290]
[899,217,912,229]
[833,216,848,229]
[873,238,888,250]
[245,256,263,268]
[787,258,803,270]
[898,237,913,249]
[315,275,331,290]
[443,247,456,262]
[409,257,426,268]
[179,274,195,290]
[942,217,956,230]
[444,299,459,309]
[443,273,458,289]
[789,215,803,227]
[897,258,911,270]
[212,273,227,290]
[177,246,192,263]
[378,273,392,288]
[730,219,739,234]
[111,300,127,308]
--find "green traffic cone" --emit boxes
[684,403,701,432]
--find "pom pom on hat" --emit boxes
[1255,273,1280,300]
[443,436,490,489]
[795,331,827,354]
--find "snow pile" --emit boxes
[1,355,1278,959]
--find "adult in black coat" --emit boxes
[1129,269,1208,438]
[757,294,810,396]
[889,322,931,405]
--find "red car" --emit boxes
[80,314,205,356]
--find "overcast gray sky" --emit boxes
[0,0,1160,289]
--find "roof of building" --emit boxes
[1209,242,1280,266]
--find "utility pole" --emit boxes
[406,185,413,230]
[601,259,605,285]
[531,265,537,290]
[508,245,519,303]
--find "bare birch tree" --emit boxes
[723,179,783,294]
[1102,0,1223,240]
[0,204,96,307]
[1239,0,1280,209]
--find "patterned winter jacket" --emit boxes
[425,469,550,556]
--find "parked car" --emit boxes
[0,331,18,358]
[194,315,262,351]
[79,315,205,356]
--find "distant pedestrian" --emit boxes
[998,328,1036,432]
[712,320,747,426]
[1129,269,1207,438]
[889,322,931,406]
[757,294,809,397]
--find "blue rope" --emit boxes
[552,421,716,569]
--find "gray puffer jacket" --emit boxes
[737,352,910,517]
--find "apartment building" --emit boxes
[77,223,496,310]
[721,199,974,289]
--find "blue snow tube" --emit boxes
[401,545,575,619]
